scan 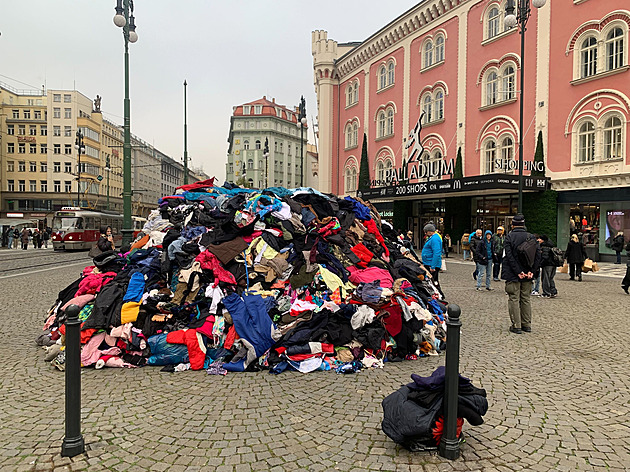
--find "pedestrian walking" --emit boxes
[2,227,8,248]
[13,228,19,249]
[501,214,541,334]
[492,226,505,281]
[461,232,471,261]
[42,229,50,248]
[621,241,630,294]
[611,231,625,264]
[7,226,15,249]
[474,230,495,291]
[565,234,587,281]
[443,234,452,258]
[470,229,482,280]
[33,229,41,249]
[421,223,443,294]
[539,235,558,298]
[20,228,30,250]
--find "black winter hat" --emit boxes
[512,214,525,226]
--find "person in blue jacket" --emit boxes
[421,223,443,291]
[474,230,496,291]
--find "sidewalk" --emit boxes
[444,256,627,278]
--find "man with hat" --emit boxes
[492,226,505,282]
[421,223,444,293]
[501,214,541,334]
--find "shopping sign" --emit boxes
[372,111,455,187]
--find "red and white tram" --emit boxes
[51,207,145,251]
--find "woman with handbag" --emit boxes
[565,234,587,281]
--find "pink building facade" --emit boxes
[313,0,630,260]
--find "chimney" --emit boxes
[263,95,266,100]
[272,97,276,103]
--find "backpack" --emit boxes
[550,247,564,267]
[516,236,538,270]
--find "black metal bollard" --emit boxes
[61,305,85,457]
[438,303,462,460]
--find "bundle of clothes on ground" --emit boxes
[38,179,451,375]
[381,366,488,451]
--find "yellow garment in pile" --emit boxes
[317,265,355,298]
[121,301,141,324]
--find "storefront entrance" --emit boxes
[472,196,516,234]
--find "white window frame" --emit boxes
[580,36,598,78]
[484,139,497,174]
[603,114,623,159]
[378,112,386,138]
[435,35,445,63]
[379,66,387,90]
[386,108,394,136]
[605,27,625,71]
[424,40,434,69]
[243,105,251,115]
[577,120,596,163]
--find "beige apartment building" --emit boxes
[1,81,204,231]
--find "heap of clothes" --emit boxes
[381,366,488,451]
[38,179,450,375]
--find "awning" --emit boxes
[358,175,551,201]
[0,218,39,226]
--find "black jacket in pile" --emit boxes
[381,367,488,450]
[501,227,541,282]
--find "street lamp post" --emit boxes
[75,130,85,207]
[263,137,269,188]
[504,0,547,214]
[183,80,189,185]
[113,0,138,246]
[296,96,307,187]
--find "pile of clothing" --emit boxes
[38,179,450,375]
[381,366,488,451]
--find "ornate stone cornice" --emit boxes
[335,0,467,79]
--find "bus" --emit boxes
[51,207,146,251]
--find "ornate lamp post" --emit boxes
[504,0,547,214]
[113,0,138,246]
[296,96,307,187]
[183,80,189,185]
[263,137,269,188]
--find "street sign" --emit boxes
[97,175,103,181]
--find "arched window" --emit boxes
[578,121,596,162]
[379,66,387,89]
[279,142,283,153]
[384,159,393,180]
[353,83,359,104]
[386,109,394,136]
[486,70,498,105]
[502,65,515,100]
[345,166,357,193]
[500,136,514,173]
[247,159,253,170]
[255,140,261,150]
[435,35,445,63]
[347,83,354,106]
[581,36,598,78]
[424,41,434,68]
[423,94,433,123]
[388,61,395,85]
[346,124,353,148]
[243,139,250,150]
[288,143,292,155]
[484,139,497,174]
[604,115,623,159]
[435,90,444,120]
[606,28,624,71]
[378,112,386,137]
[352,122,359,147]
[376,161,385,182]
[488,7,500,39]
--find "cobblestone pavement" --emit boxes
[1,254,629,472]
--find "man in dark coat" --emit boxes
[622,241,630,295]
[501,214,541,334]
[611,232,625,264]
[538,235,558,298]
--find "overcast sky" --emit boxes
[1,1,418,182]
